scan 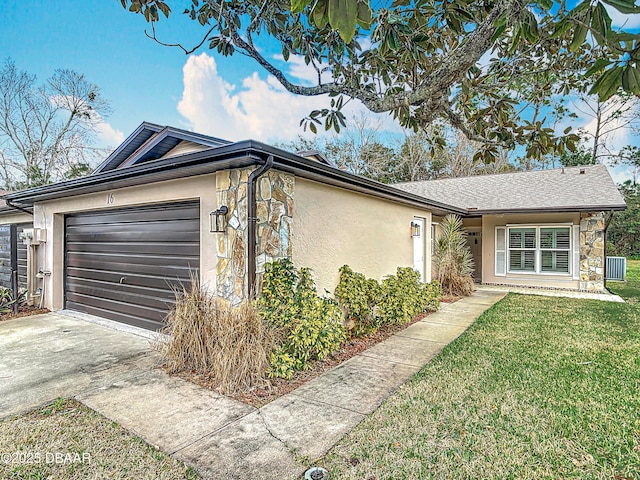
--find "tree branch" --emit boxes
[145,22,216,55]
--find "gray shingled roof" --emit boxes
[395,165,626,214]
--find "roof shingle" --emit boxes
[394,165,626,214]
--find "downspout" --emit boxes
[5,199,34,216]
[247,155,273,299]
[603,210,615,289]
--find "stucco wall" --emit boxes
[292,178,432,295]
[31,173,219,311]
[0,211,34,225]
[482,212,581,289]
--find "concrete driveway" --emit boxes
[0,312,152,419]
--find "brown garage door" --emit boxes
[65,202,200,330]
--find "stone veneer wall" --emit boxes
[216,168,294,304]
[579,211,605,291]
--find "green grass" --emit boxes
[324,263,640,479]
[608,259,640,302]
[0,399,199,480]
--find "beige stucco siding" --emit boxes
[0,211,34,225]
[32,173,219,311]
[482,213,580,289]
[292,178,432,295]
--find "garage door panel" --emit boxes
[65,241,199,256]
[66,292,169,321]
[66,279,179,311]
[65,202,200,330]
[65,256,197,277]
[65,205,199,227]
[66,228,200,243]
[66,267,194,289]
[66,217,200,234]
[65,299,167,330]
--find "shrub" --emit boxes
[434,214,475,296]
[334,265,381,335]
[377,267,441,325]
[156,275,275,394]
[259,259,346,379]
[0,287,26,314]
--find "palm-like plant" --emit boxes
[434,214,475,296]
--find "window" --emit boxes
[540,228,570,273]
[508,228,536,272]
[505,226,572,275]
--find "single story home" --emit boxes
[0,123,626,330]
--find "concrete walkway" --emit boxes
[477,284,624,302]
[77,289,506,480]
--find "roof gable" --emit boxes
[395,165,626,214]
[93,122,231,174]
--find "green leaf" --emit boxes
[601,0,640,14]
[570,22,589,52]
[551,19,573,38]
[328,0,358,42]
[591,3,612,45]
[522,11,539,42]
[622,64,640,93]
[291,0,312,13]
[356,0,373,29]
[585,58,612,77]
[589,66,624,101]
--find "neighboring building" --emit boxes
[0,123,626,330]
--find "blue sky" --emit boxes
[0,0,348,144]
[1,0,638,183]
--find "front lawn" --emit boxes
[0,399,198,480]
[324,264,640,479]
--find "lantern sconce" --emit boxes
[411,222,421,237]
[210,206,229,233]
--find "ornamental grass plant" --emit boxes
[155,275,275,394]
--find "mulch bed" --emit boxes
[176,296,459,408]
[0,305,49,322]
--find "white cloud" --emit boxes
[177,53,333,142]
[95,120,125,147]
[176,52,401,144]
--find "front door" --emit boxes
[467,229,482,281]
[413,217,425,282]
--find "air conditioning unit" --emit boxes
[20,228,47,245]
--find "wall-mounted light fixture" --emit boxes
[411,222,421,237]
[210,206,229,233]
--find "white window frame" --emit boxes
[505,223,574,276]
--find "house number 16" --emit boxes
[107,193,115,205]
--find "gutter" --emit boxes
[246,155,274,299]
[467,205,627,216]
[5,199,33,216]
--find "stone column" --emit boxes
[579,211,605,291]
[215,168,294,304]
[216,168,250,304]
